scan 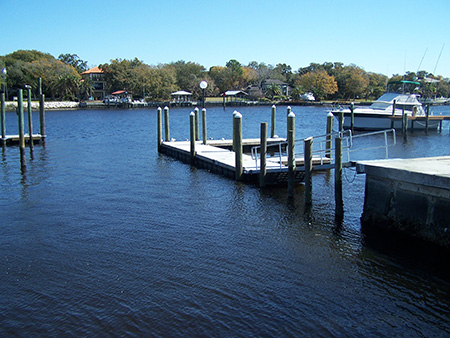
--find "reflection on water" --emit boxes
[0,106,449,336]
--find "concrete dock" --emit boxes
[356,156,450,248]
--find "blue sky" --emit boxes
[2,0,450,78]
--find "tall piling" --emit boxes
[1,92,5,142]
[350,102,354,133]
[25,86,34,150]
[402,108,408,142]
[157,107,162,150]
[190,112,196,163]
[164,106,170,141]
[335,137,343,218]
[271,105,276,138]
[259,122,267,187]
[390,100,396,129]
[39,94,45,143]
[287,111,295,198]
[425,104,430,133]
[202,108,207,145]
[338,111,344,132]
[17,90,26,169]
[325,112,333,158]
[304,136,313,205]
[233,112,243,181]
[194,107,199,141]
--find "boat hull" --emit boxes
[332,112,440,131]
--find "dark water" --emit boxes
[1,105,449,337]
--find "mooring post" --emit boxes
[232,111,237,152]
[425,104,430,134]
[287,111,295,198]
[157,107,162,150]
[286,106,291,139]
[233,112,243,181]
[335,136,343,218]
[164,106,170,141]
[190,111,196,163]
[194,107,199,141]
[350,102,354,133]
[325,112,333,158]
[38,77,42,96]
[202,108,207,145]
[304,136,313,205]
[338,110,344,133]
[17,90,26,169]
[402,108,408,142]
[25,85,33,150]
[1,92,5,141]
[271,105,276,138]
[259,122,267,187]
[39,94,45,143]
[390,99,396,129]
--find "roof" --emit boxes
[81,66,103,75]
[171,91,192,95]
[224,90,248,96]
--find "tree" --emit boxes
[299,70,338,101]
[58,53,88,73]
[335,65,369,99]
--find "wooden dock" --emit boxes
[159,139,331,185]
[1,134,44,145]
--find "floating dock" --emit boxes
[1,134,44,145]
[356,156,450,248]
[159,139,331,185]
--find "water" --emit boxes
[1,105,450,337]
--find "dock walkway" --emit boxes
[159,139,331,185]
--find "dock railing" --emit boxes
[251,129,396,170]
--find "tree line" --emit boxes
[1,49,449,102]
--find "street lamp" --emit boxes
[1,68,6,100]
[199,80,207,108]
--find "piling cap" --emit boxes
[202,108,206,112]
[164,106,169,110]
[288,112,295,117]
[194,107,199,112]
[234,112,242,118]
[157,106,162,111]
[190,111,195,116]
[327,112,334,117]
[272,105,276,108]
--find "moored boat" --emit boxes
[331,80,440,131]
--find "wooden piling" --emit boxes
[190,112,196,163]
[325,112,333,158]
[335,136,343,218]
[286,106,291,140]
[157,107,162,150]
[259,122,267,187]
[304,136,313,205]
[202,108,207,145]
[425,104,430,133]
[39,94,45,142]
[350,102,354,133]
[271,105,276,138]
[164,106,170,141]
[390,100,396,129]
[38,77,42,96]
[232,111,237,152]
[233,112,243,181]
[17,90,26,168]
[338,111,344,132]
[1,92,5,141]
[402,108,407,142]
[287,111,295,198]
[26,87,34,150]
[194,107,199,141]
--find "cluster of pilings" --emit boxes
[1,79,46,170]
[157,105,345,219]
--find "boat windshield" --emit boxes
[386,81,420,94]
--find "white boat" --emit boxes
[331,80,440,131]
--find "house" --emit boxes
[261,79,291,96]
[81,66,106,100]
[171,90,192,103]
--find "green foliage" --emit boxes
[58,53,88,73]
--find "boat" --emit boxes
[331,80,441,131]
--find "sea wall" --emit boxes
[4,101,79,111]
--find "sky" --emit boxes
[2,0,450,78]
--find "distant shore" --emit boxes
[2,99,374,112]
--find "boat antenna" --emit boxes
[433,44,445,75]
[417,47,428,73]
